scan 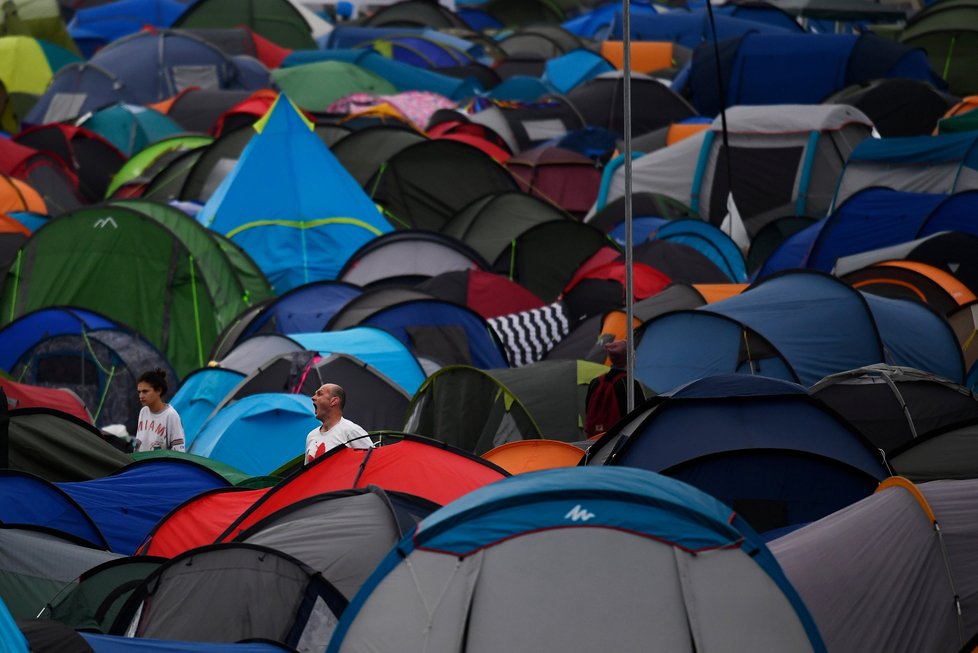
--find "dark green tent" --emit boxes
[331,126,427,188]
[899,0,978,95]
[404,360,608,454]
[487,0,565,27]
[173,0,317,49]
[361,0,468,28]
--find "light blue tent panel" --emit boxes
[654,219,747,282]
[170,368,247,444]
[544,49,614,94]
[0,597,28,653]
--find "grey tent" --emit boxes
[0,526,119,620]
[234,486,438,599]
[770,477,978,653]
[888,419,978,481]
[113,543,347,652]
[338,231,488,288]
[217,334,307,374]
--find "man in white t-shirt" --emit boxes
[304,383,373,464]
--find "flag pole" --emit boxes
[623,0,635,413]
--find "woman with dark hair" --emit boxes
[134,368,185,452]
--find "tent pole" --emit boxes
[623,0,635,414]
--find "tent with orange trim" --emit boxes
[598,40,691,75]
[0,176,45,215]
[771,477,978,653]
[482,439,584,474]
[841,260,976,316]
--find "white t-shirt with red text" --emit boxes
[305,417,372,464]
[135,404,186,452]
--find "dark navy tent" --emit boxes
[241,282,363,337]
[327,467,826,652]
[0,471,107,548]
[57,459,229,554]
[690,33,938,116]
[170,368,246,441]
[0,307,119,371]
[585,375,888,536]
[563,8,791,46]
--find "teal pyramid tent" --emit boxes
[198,94,392,293]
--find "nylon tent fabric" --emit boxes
[481,439,584,474]
[41,557,165,634]
[138,487,270,558]
[169,368,246,440]
[842,260,976,316]
[81,635,293,652]
[0,527,119,621]
[66,0,187,52]
[106,135,212,198]
[0,378,90,423]
[811,365,978,455]
[77,104,185,159]
[14,124,125,203]
[415,269,545,318]
[649,219,748,282]
[16,619,93,653]
[329,125,427,188]
[404,360,609,453]
[183,27,293,70]
[325,287,434,331]
[271,61,396,112]
[902,232,978,296]
[899,0,978,95]
[505,145,603,219]
[0,471,108,547]
[886,419,978,481]
[0,35,79,97]
[362,0,467,29]
[56,459,230,554]
[217,437,508,541]
[187,393,320,476]
[0,0,79,55]
[0,137,83,214]
[172,0,316,50]
[586,374,888,535]
[327,467,825,653]
[338,231,488,288]
[0,597,26,653]
[825,78,956,137]
[215,334,306,375]
[567,72,696,137]
[365,139,519,231]
[112,543,347,651]
[240,282,362,339]
[216,352,411,432]
[0,208,221,379]
[769,478,978,653]
[130,451,252,487]
[7,408,129,482]
[0,308,119,372]
[198,95,393,293]
[235,487,438,600]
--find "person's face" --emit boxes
[312,385,338,421]
[137,382,162,408]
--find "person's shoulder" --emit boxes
[342,417,367,434]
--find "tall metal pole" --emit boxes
[622,0,635,413]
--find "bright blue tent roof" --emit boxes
[610,216,669,245]
[81,633,291,652]
[330,466,826,652]
[57,459,229,554]
[198,96,392,293]
[754,218,825,280]
[543,49,614,94]
[188,393,319,476]
[561,3,669,40]
[68,0,188,47]
[0,307,122,370]
[844,131,978,166]
[0,598,27,653]
[282,49,482,101]
[0,472,107,548]
[170,368,247,443]
[242,281,362,337]
[654,219,747,282]
[291,327,426,394]
[356,299,509,369]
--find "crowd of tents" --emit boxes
[3,0,978,650]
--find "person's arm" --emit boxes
[168,408,186,453]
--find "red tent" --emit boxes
[506,146,602,219]
[0,378,91,423]
[418,269,545,318]
[217,437,508,542]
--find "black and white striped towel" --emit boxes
[488,301,571,367]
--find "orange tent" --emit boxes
[482,440,584,474]
[0,174,45,215]
[843,261,976,315]
[599,41,677,74]
[878,261,976,306]
[693,283,748,303]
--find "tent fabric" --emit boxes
[327,467,825,653]
[415,269,545,319]
[80,634,293,652]
[129,451,254,487]
[188,393,320,476]
[217,437,508,541]
[77,104,184,158]
[0,378,90,423]
[843,261,977,316]
[899,0,978,95]
[886,419,978,481]
[0,471,108,548]
[169,368,246,440]
[198,95,393,293]
[113,543,347,652]
[481,439,584,474]
[325,287,435,332]
[172,0,316,50]
[337,231,488,288]
[825,78,956,138]
[770,478,978,653]
[67,0,187,50]
[0,598,26,653]
[586,374,887,534]
[271,61,396,112]
[235,281,362,339]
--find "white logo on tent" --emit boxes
[94,217,118,229]
[949,263,960,274]
[564,504,596,522]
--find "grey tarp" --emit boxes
[770,478,978,653]
[0,527,119,620]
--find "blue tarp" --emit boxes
[329,466,826,653]
[0,307,120,370]
[199,96,392,293]
[170,368,246,442]
[188,393,319,476]
[243,282,362,337]
[356,299,509,369]
[291,327,426,395]
[57,460,229,554]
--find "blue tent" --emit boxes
[0,471,107,548]
[372,35,472,69]
[690,33,938,116]
[291,327,426,395]
[321,26,426,49]
[0,598,27,653]
[82,634,291,652]
[808,189,978,271]
[198,96,393,293]
[609,216,669,244]
[652,219,747,282]
[353,298,510,368]
[543,48,614,94]
[487,76,556,101]
[58,459,229,554]
[561,3,677,40]
[589,375,887,536]
[68,0,188,54]
[754,218,826,279]
[283,49,482,101]
[620,11,792,47]
[171,367,246,441]
[188,393,319,476]
[328,467,826,652]
[242,281,363,337]
[0,307,120,370]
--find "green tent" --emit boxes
[899,0,978,95]
[271,61,397,112]
[0,0,79,55]
[938,107,978,134]
[172,0,317,50]
[8,409,130,482]
[330,125,427,187]
[106,134,213,198]
[1,208,228,378]
[404,360,608,454]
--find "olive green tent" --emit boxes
[0,205,272,378]
[0,0,79,55]
[106,135,213,198]
[900,0,978,95]
[172,0,317,50]
[404,359,608,454]
[271,61,397,112]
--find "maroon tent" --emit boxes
[507,145,602,219]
